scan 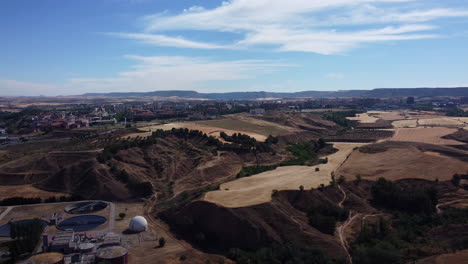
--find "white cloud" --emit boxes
[0,56,293,96]
[123,0,468,54]
[109,33,230,49]
[66,55,293,94]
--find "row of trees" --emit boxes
[371,178,437,215]
[109,166,153,197]
[9,219,46,260]
[306,202,349,235]
[280,139,326,166]
[322,110,363,128]
[229,243,344,264]
[0,195,82,206]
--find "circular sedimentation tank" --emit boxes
[96,246,128,264]
[28,252,64,264]
[64,200,108,214]
[56,215,107,232]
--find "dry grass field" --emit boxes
[347,113,379,123]
[418,117,467,127]
[392,119,418,128]
[415,249,468,264]
[0,184,69,200]
[367,111,405,121]
[125,122,268,141]
[113,203,144,232]
[196,114,297,136]
[203,143,365,208]
[391,127,465,145]
[336,147,468,182]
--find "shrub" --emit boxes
[159,237,166,248]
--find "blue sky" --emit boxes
[1,0,468,96]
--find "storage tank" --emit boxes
[128,216,148,232]
[95,246,128,264]
[27,252,64,264]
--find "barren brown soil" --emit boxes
[415,250,468,264]
[391,127,465,145]
[204,143,364,208]
[336,143,468,181]
[0,184,68,200]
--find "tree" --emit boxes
[159,237,166,248]
[338,175,346,184]
[119,213,126,219]
[451,174,461,186]
[406,96,415,104]
[299,185,304,191]
[315,167,320,172]
[272,189,279,196]
[356,174,362,183]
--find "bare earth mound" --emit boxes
[336,143,468,181]
[204,143,364,208]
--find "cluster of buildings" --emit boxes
[32,108,118,132]
[37,230,126,264]
[25,215,148,264]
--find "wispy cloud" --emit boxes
[67,55,293,93]
[108,33,230,49]
[110,0,468,54]
[1,56,294,96]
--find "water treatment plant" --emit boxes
[0,200,156,264]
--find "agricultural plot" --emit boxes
[324,129,394,143]
[367,111,405,121]
[203,143,364,208]
[125,122,268,141]
[392,119,418,128]
[391,127,465,145]
[336,146,468,182]
[418,118,466,127]
[346,113,379,123]
[195,115,295,136]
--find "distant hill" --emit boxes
[82,87,468,100]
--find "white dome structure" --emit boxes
[128,216,148,232]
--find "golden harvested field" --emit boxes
[392,119,418,128]
[203,143,365,208]
[125,122,268,142]
[367,111,405,121]
[195,115,297,136]
[0,184,69,200]
[418,117,466,127]
[391,127,465,145]
[336,147,468,182]
[347,113,379,123]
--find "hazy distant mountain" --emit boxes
[82,87,468,100]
